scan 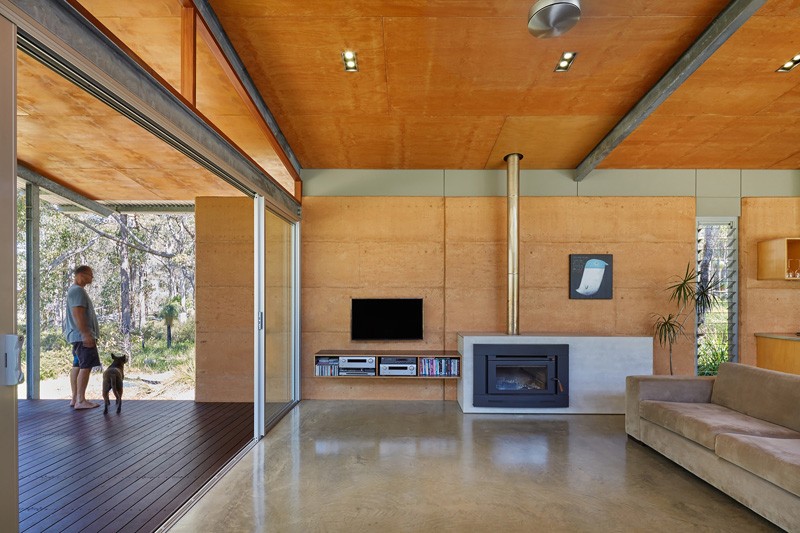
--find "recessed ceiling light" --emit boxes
[777,53,800,73]
[341,50,358,72]
[555,51,577,72]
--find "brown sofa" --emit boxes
[626,362,800,531]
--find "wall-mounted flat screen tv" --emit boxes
[351,298,423,341]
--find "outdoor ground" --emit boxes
[18,370,194,401]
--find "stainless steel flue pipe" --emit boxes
[504,153,523,335]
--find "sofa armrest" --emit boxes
[625,375,716,439]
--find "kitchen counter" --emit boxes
[755,333,800,374]
[755,332,800,341]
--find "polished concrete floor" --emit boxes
[169,401,779,532]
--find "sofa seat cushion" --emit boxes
[716,434,800,497]
[639,400,799,450]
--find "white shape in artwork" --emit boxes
[575,258,608,296]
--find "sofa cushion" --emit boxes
[715,434,800,497]
[639,400,800,450]
[711,362,800,432]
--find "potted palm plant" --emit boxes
[653,264,720,375]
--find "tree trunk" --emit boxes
[166,323,172,349]
[118,214,132,357]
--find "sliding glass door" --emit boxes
[260,204,298,432]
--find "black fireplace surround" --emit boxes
[473,344,569,408]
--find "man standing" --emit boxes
[65,265,100,409]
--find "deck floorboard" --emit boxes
[18,400,253,533]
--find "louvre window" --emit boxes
[696,217,738,375]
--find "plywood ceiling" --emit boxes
[16,52,240,201]
[17,0,297,202]
[16,0,800,203]
[77,0,297,192]
[207,0,800,171]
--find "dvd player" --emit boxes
[339,356,375,369]
[379,364,416,376]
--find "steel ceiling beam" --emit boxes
[17,163,117,217]
[574,0,766,182]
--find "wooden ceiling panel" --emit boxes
[16,54,115,117]
[617,114,738,145]
[698,17,800,71]
[75,0,182,91]
[76,0,181,18]
[33,167,165,201]
[218,16,389,117]
[28,0,800,183]
[122,168,237,198]
[17,52,238,201]
[213,0,741,170]
[283,115,505,169]
[755,0,800,17]
[195,33,295,192]
[489,115,623,169]
[209,0,727,19]
[603,116,800,169]
[608,6,800,168]
[384,15,711,116]
[654,74,798,117]
[196,34,251,117]
[601,142,700,169]
[209,114,296,191]
[759,85,800,116]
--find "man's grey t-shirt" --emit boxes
[64,284,99,343]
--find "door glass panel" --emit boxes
[264,209,294,422]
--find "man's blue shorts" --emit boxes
[71,342,101,369]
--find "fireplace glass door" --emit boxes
[487,356,556,395]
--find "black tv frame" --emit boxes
[350,298,423,341]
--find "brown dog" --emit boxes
[102,353,127,414]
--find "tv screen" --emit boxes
[351,298,423,341]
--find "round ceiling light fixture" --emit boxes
[527,0,581,39]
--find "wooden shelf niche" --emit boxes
[314,350,460,379]
[757,238,800,280]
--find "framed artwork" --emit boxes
[569,254,613,299]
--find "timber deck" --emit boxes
[18,400,253,533]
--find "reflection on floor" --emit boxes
[169,401,779,532]
[18,400,253,533]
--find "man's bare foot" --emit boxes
[73,401,99,410]
[69,400,76,407]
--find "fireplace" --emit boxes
[473,344,569,408]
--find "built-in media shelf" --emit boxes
[314,350,461,379]
[757,237,800,280]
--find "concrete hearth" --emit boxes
[458,333,652,414]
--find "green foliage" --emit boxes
[697,331,731,376]
[653,312,682,349]
[132,336,194,373]
[40,345,73,380]
[29,324,196,379]
[653,264,721,375]
[41,330,69,351]
[170,319,195,346]
[159,299,182,327]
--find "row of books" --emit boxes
[315,357,339,377]
[418,357,459,377]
